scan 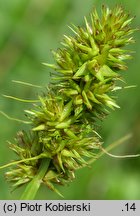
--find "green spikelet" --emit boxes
[47,5,136,113]
[1,5,137,198]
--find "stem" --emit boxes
[88,133,132,164]
[0,154,43,170]
[20,158,50,200]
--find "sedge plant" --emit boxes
[0,5,139,199]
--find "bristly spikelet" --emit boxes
[46,5,136,113]
[3,5,136,196]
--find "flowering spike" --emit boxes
[0,5,137,198]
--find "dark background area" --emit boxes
[0,0,140,199]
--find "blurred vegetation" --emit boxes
[0,0,140,199]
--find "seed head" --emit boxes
[4,5,136,196]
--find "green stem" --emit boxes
[88,133,132,164]
[20,158,50,200]
[0,154,43,170]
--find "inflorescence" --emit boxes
[3,5,137,196]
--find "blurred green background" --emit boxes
[0,0,140,200]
